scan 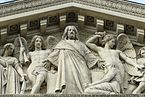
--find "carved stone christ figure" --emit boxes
[44,26,98,94]
[20,35,50,94]
[1,43,25,94]
[85,34,141,94]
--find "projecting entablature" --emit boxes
[0,0,145,46]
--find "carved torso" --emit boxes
[27,50,50,76]
[99,48,121,65]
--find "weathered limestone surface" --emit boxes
[0,94,143,97]
[0,0,145,96]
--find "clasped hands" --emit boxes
[42,59,49,67]
[21,74,27,82]
[97,60,105,70]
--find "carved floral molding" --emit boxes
[0,0,145,18]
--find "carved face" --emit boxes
[67,26,76,40]
[35,37,42,49]
[140,49,145,57]
[7,45,14,56]
[108,38,115,48]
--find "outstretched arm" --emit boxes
[16,65,24,76]
[19,46,31,65]
[19,46,24,64]
[86,35,102,53]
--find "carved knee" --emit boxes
[84,88,91,93]
[35,75,44,85]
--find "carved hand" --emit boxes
[42,59,51,69]
[50,69,57,74]
[42,59,49,64]
[136,65,145,70]
[84,83,90,88]
[20,46,25,53]
[21,74,27,82]
[97,60,105,69]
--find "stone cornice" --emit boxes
[0,0,145,18]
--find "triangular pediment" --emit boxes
[0,1,145,95]
[0,0,145,47]
[0,0,145,22]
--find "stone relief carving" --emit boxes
[45,35,58,94]
[0,25,145,94]
[43,26,98,94]
[116,33,142,94]
[0,43,25,94]
[19,35,51,94]
[84,33,141,94]
[129,47,145,94]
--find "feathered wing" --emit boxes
[45,36,58,94]
[13,36,28,93]
[13,36,28,65]
[116,33,141,76]
[45,35,58,50]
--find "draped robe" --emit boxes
[2,57,21,94]
[47,40,98,94]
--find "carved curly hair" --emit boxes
[102,34,115,45]
[138,47,145,58]
[29,35,46,51]
[2,43,15,56]
[62,26,79,40]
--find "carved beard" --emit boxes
[67,34,76,40]
[35,42,42,49]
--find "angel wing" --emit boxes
[117,33,141,76]
[117,33,136,60]
[45,35,58,50]
[13,35,28,63]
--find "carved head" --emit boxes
[95,31,106,37]
[2,43,15,57]
[102,34,116,48]
[62,26,79,40]
[46,35,58,50]
[29,35,46,51]
[138,47,145,58]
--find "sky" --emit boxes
[0,0,13,3]
[129,0,145,4]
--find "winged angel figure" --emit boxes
[116,33,141,76]
[85,33,142,94]
[15,35,59,94]
[14,35,29,65]
[128,47,145,94]
[0,42,25,94]
[14,35,29,94]
[46,35,58,50]
[45,35,58,94]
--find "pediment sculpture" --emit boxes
[0,25,144,94]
